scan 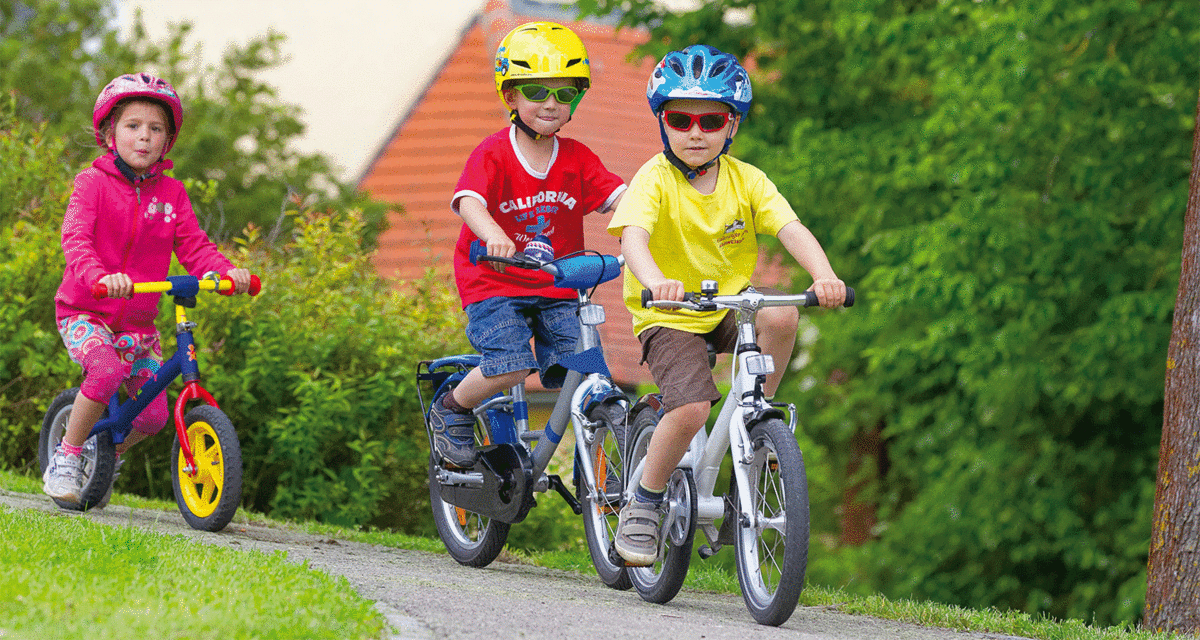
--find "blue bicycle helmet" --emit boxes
[646,45,752,179]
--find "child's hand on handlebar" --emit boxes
[99,272,134,299]
[226,268,253,294]
[646,278,686,302]
[482,235,516,273]
[809,277,847,309]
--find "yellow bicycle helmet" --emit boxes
[494,21,590,115]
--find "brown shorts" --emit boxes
[638,287,784,413]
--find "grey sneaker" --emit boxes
[615,498,664,566]
[43,448,84,503]
[428,399,477,469]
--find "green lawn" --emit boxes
[0,468,1186,640]
[0,510,384,640]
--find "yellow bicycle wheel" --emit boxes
[172,405,243,531]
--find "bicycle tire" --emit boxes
[37,387,115,512]
[626,405,694,604]
[427,388,511,567]
[172,405,243,532]
[577,402,631,590]
[731,417,809,626]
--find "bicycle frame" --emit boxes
[86,275,249,477]
[627,289,807,551]
[422,251,627,522]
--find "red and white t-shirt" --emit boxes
[451,126,626,307]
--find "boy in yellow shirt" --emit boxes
[607,45,846,565]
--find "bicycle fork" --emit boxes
[172,302,220,477]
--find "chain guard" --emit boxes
[433,443,535,524]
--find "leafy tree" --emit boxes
[580,0,1197,625]
[0,0,391,245]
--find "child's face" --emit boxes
[661,99,738,170]
[504,77,578,138]
[107,100,170,172]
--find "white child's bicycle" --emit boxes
[621,281,854,626]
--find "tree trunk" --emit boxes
[1144,87,1200,633]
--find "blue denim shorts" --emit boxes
[464,296,579,389]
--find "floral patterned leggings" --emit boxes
[58,315,168,434]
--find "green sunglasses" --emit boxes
[515,84,582,104]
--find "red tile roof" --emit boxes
[359,6,790,389]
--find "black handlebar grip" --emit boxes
[845,287,855,308]
[641,289,653,308]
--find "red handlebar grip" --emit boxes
[249,275,261,296]
[91,283,108,299]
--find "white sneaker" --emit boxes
[43,449,84,503]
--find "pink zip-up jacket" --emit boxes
[54,153,235,334]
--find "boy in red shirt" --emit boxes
[429,22,626,468]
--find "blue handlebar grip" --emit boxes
[469,240,486,265]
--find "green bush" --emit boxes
[0,106,81,470]
[0,104,472,533]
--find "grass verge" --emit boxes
[0,508,384,640]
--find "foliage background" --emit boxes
[580,0,1197,626]
[0,0,469,533]
[5,0,1200,627]
[0,98,470,533]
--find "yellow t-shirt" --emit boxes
[607,153,799,336]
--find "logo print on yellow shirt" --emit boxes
[720,218,747,248]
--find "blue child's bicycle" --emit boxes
[37,273,260,531]
[418,243,633,583]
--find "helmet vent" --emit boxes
[710,62,728,77]
[566,58,582,67]
[669,60,686,77]
[691,55,704,79]
[512,60,533,70]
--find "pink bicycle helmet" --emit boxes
[93,72,184,157]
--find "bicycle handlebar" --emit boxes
[468,240,623,290]
[641,286,855,310]
[92,274,262,300]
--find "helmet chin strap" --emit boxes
[658,121,733,180]
[510,110,565,141]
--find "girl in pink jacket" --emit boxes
[44,73,252,504]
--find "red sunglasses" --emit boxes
[662,110,732,132]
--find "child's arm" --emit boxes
[620,225,686,302]
[456,196,514,272]
[777,220,846,308]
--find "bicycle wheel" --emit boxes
[626,405,695,604]
[577,402,631,590]
[427,390,511,567]
[731,417,809,626]
[37,388,115,512]
[172,405,243,532]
